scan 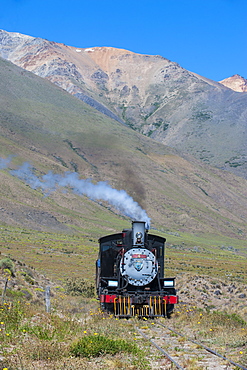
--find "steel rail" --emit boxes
[157,321,247,370]
[134,325,185,370]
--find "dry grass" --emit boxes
[169,303,247,366]
[0,258,246,369]
[0,228,246,369]
[0,296,153,370]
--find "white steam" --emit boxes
[0,156,13,169]
[1,158,150,228]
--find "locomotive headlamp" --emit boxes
[136,232,143,243]
[108,280,118,287]
[164,280,174,287]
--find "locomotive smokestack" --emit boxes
[132,221,145,247]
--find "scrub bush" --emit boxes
[65,277,95,297]
[0,257,15,276]
[70,334,140,358]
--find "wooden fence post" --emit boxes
[45,286,51,313]
[1,278,8,304]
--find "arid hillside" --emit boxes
[0,56,247,241]
[1,29,247,179]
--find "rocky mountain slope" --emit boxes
[220,74,247,92]
[0,29,247,179]
[1,56,247,240]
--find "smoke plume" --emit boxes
[1,158,151,228]
[0,156,13,169]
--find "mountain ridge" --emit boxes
[219,74,247,92]
[1,29,246,179]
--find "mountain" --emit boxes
[1,56,247,241]
[0,30,247,179]
[219,74,247,93]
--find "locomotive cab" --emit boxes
[96,221,177,317]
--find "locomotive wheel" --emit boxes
[101,302,114,313]
[165,304,174,318]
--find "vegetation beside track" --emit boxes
[0,226,246,369]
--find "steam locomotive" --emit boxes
[96,221,178,317]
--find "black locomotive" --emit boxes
[96,221,178,317]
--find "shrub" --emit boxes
[65,277,95,297]
[0,257,15,276]
[70,334,139,358]
[21,271,35,285]
[212,311,246,327]
[22,324,55,340]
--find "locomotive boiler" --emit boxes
[96,221,178,317]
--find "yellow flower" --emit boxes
[83,331,87,333]
[197,322,201,324]
[239,351,243,355]
[94,333,98,335]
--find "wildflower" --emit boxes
[94,333,98,335]
[197,322,201,324]
[209,329,213,331]
[240,351,243,355]
[83,331,87,334]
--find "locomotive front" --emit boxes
[96,221,178,317]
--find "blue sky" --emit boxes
[1,0,246,81]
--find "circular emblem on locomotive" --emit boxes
[134,260,143,271]
[120,248,158,286]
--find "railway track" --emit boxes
[133,320,247,370]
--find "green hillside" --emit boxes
[1,56,247,237]
[0,57,247,287]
